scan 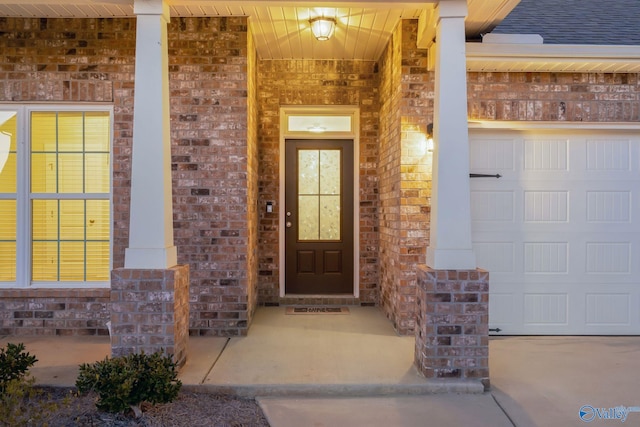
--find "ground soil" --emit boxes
[22,387,271,427]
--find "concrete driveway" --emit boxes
[257,334,640,427]
[490,336,640,427]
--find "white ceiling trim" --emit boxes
[466,43,640,73]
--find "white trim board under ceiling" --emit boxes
[466,43,640,73]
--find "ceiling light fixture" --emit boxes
[310,17,336,41]
[308,124,326,133]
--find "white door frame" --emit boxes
[279,106,360,297]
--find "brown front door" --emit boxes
[285,139,354,294]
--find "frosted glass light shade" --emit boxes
[310,17,336,41]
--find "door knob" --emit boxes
[286,221,292,228]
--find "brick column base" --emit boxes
[415,266,489,388]
[110,265,190,368]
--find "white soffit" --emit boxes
[466,43,640,73]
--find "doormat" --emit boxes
[285,306,350,315]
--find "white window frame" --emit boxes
[0,104,113,289]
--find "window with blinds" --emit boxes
[0,108,112,286]
[0,112,17,282]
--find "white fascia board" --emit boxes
[481,33,543,44]
[466,43,640,73]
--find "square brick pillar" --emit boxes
[415,266,489,388]
[110,265,190,368]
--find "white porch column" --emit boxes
[124,0,177,269]
[426,0,476,270]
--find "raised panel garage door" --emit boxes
[470,128,640,335]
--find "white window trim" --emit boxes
[0,104,113,289]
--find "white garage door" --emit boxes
[470,128,640,335]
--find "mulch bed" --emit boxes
[23,388,270,427]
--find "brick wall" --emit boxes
[246,22,259,325]
[468,71,640,121]
[378,21,433,335]
[396,20,432,334]
[256,59,380,305]
[378,22,403,328]
[0,18,123,104]
[168,17,253,336]
[110,266,190,365]
[0,289,110,336]
[0,17,255,336]
[415,267,489,385]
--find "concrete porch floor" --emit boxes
[180,306,482,396]
[2,306,640,426]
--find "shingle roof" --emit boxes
[491,0,640,45]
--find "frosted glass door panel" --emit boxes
[298,149,341,241]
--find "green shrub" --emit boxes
[0,343,38,393]
[76,351,182,417]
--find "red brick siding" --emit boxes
[396,21,432,335]
[246,23,259,325]
[468,72,640,121]
[0,289,110,336]
[111,266,189,364]
[0,18,123,103]
[168,17,252,336]
[378,21,433,335]
[378,22,403,328]
[415,267,489,383]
